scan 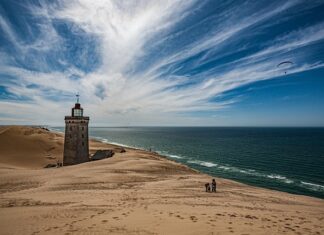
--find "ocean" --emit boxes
[54,127,324,199]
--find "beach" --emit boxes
[0,126,323,235]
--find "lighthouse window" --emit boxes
[82,142,84,146]
[73,109,83,117]
[82,127,84,131]
[70,134,72,138]
[82,134,84,138]
[70,127,72,131]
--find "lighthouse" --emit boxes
[63,94,89,165]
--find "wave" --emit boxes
[93,138,186,160]
[266,174,294,184]
[187,160,218,167]
[157,152,184,159]
[218,165,261,176]
[107,141,135,149]
[167,154,183,159]
[92,137,146,151]
[300,181,324,192]
[187,159,324,192]
[47,127,64,134]
[187,160,296,184]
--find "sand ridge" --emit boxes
[0,126,323,234]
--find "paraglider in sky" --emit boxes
[277,61,293,74]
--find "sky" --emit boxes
[0,0,324,127]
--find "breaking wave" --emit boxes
[300,181,324,192]
[187,159,297,184]
[93,137,144,150]
[186,159,324,192]
[187,160,218,167]
[164,154,184,159]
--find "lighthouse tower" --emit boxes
[63,94,89,165]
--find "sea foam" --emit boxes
[300,181,324,192]
[187,160,218,167]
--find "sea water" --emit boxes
[54,127,324,199]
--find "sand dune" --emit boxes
[0,126,112,169]
[0,126,64,169]
[0,126,323,234]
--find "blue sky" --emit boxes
[0,0,324,126]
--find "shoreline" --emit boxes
[51,126,324,200]
[0,126,323,234]
[2,125,324,200]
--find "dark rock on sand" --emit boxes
[44,163,57,168]
[91,150,114,161]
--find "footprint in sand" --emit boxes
[102,220,108,223]
[284,226,295,231]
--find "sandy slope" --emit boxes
[0,126,64,169]
[0,126,323,235]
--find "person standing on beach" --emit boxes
[205,183,211,192]
[212,179,216,192]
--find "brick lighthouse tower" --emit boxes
[63,94,89,165]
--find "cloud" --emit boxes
[0,0,323,125]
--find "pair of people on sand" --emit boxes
[205,179,216,192]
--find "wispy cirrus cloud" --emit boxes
[0,0,324,125]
